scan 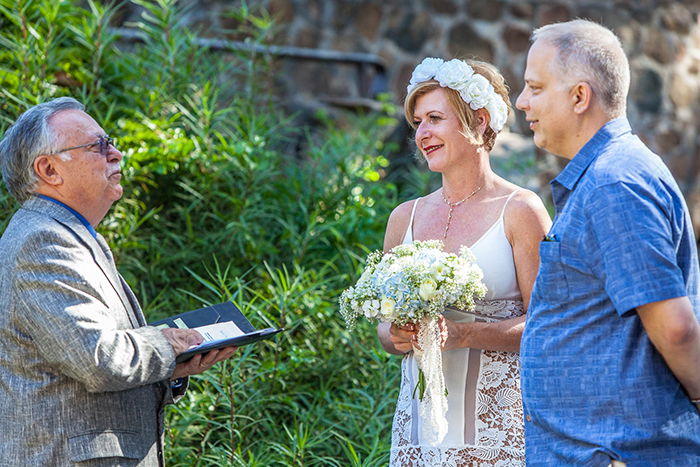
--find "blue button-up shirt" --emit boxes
[521,118,700,466]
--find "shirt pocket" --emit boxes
[68,429,146,462]
[532,241,570,302]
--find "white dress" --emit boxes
[390,192,525,466]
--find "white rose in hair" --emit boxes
[411,57,444,83]
[434,59,474,90]
[486,95,508,132]
[460,74,492,111]
[407,57,444,94]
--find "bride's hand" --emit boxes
[389,322,417,354]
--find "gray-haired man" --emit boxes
[517,19,700,466]
[0,97,236,465]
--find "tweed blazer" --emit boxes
[0,196,179,466]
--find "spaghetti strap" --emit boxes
[402,197,421,244]
[499,190,521,219]
[409,198,420,225]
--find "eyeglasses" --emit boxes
[55,135,116,157]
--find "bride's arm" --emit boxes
[376,200,419,354]
[443,190,551,353]
[505,190,552,313]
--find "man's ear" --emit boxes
[34,155,63,187]
[571,81,593,114]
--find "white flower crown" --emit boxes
[406,57,509,132]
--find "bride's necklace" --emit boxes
[441,185,482,239]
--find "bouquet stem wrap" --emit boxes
[413,315,448,445]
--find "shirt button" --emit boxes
[526,415,532,422]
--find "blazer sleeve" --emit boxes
[11,229,177,393]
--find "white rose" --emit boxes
[407,57,444,94]
[418,279,437,301]
[361,300,373,318]
[459,74,492,111]
[370,299,381,317]
[434,59,474,90]
[380,297,397,319]
[485,95,508,132]
[430,263,447,280]
[410,57,444,83]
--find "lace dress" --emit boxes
[390,192,525,466]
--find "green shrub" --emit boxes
[0,1,405,464]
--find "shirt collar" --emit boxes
[36,194,97,239]
[553,117,632,192]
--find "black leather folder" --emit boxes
[150,301,283,362]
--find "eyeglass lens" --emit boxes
[98,136,114,156]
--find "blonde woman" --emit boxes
[377,58,551,465]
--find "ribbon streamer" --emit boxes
[413,315,448,445]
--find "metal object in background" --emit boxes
[110,27,387,109]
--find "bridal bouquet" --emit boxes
[339,240,486,445]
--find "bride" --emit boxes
[377,58,551,465]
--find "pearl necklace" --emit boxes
[441,186,482,239]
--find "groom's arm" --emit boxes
[638,297,700,406]
[585,181,700,406]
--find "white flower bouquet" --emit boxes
[339,240,487,445]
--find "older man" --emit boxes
[0,97,236,466]
[516,20,700,466]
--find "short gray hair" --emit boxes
[532,19,630,117]
[0,97,84,202]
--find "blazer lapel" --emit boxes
[93,234,142,329]
[119,273,147,327]
[23,197,141,329]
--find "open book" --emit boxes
[150,301,283,362]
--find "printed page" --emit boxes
[192,321,245,345]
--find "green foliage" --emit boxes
[0,1,405,464]
[0,187,18,231]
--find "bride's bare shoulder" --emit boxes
[384,198,421,251]
[502,188,552,239]
[507,187,546,208]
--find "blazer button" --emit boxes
[526,414,532,422]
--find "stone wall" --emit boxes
[120,0,700,232]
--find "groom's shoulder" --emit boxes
[588,139,667,188]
